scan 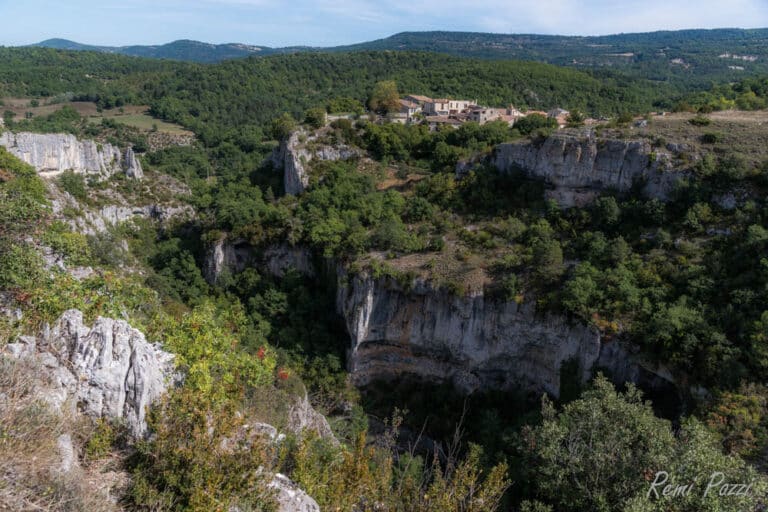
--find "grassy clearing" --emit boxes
[2,98,192,136]
[87,112,193,135]
[601,110,768,166]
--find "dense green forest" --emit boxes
[144,51,674,143]
[33,38,269,63]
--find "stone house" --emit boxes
[548,108,570,128]
[423,98,451,116]
[404,94,434,106]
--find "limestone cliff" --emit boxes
[337,271,600,396]
[204,236,315,285]
[336,270,679,400]
[490,134,687,207]
[4,309,174,437]
[202,238,679,399]
[272,129,361,195]
[47,169,193,236]
[0,131,143,179]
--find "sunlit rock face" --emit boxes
[4,309,174,437]
[491,134,686,207]
[337,271,601,397]
[0,131,143,179]
[271,129,361,195]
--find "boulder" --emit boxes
[4,310,175,437]
[269,474,321,512]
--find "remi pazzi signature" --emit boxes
[647,471,754,499]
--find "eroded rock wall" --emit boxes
[336,270,681,400]
[272,130,361,195]
[336,271,601,397]
[491,134,686,207]
[203,239,680,401]
[4,310,174,437]
[0,131,143,179]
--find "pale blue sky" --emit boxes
[1,0,767,47]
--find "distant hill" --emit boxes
[31,28,768,82]
[330,29,768,84]
[33,38,272,63]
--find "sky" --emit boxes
[0,0,767,47]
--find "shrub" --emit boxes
[403,196,435,222]
[527,376,768,512]
[292,431,509,512]
[688,115,712,126]
[129,389,277,511]
[532,238,564,282]
[42,221,92,266]
[58,171,88,202]
[304,107,326,129]
[83,418,117,462]
[0,357,118,511]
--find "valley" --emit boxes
[1,25,768,512]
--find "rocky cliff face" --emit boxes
[48,175,193,236]
[204,237,315,285]
[490,134,686,207]
[272,129,361,195]
[203,239,680,401]
[336,271,678,399]
[0,131,143,179]
[4,310,174,437]
[337,271,600,396]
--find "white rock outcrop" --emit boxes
[0,131,143,179]
[204,238,315,285]
[270,474,321,512]
[337,271,680,399]
[272,130,361,195]
[337,272,600,397]
[490,134,686,207]
[49,184,194,236]
[4,309,174,437]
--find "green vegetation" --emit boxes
[524,375,768,512]
[330,29,768,85]
[368,80,401,114]
[678,76,768,113]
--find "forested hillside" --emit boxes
[29,28,768,86]
[333,29,768,82]
[34,38,271,63]
[0,48,675,140]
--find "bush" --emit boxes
[58,171,88,202]
[0,357,118,512]
[84,418,117,462]
[304,107,326,129]
[689,115,712,126]
[129,389,277,511]
[270,112,297,140]
[700,132,721,144]
[532,238,564,282]
[403,196,435,222]
[527,376,768,512]
[292,431,509,512]
[43,221,92,266]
